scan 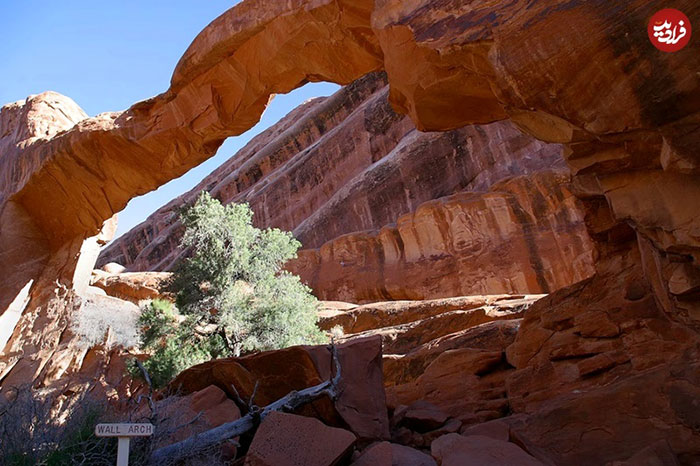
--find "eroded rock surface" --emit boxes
[351,441,436,466]
[322,295,531,426]
[90,270,171,304]
[245,411,356,466]
[154,385,241,451]
[98,73,572,288]
[327,243,700,464]
[5,0,697,388]
[431,434,544,466]
[291,170,594,301]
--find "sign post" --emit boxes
[95,423,154,466]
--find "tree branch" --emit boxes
[134,358,156,419]
[229,383,247,411]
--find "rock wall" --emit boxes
[290,170,594,302]
[315,240,700,464]
[98,73,568,274]
[85,0,699,320]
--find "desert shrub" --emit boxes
[137,192,324,387]
[0,386,229,466]
[0,387,115,466]
[329,324,345,340]
[72,295,140,349]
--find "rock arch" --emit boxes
[1,0,698,391]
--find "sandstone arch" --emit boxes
[1,0,699,395]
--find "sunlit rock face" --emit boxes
[1,0,700,462]
[289,170,594,302]
[98,73,592,303]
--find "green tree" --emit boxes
[137,192,324,387]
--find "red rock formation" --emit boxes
[171,336,389,441]
[291,170,595,302]
[383,319,521,388]
[351,441,436,466]
[370,0,700,332]
[325,243,699,464]
[316,236,700,464]
[1,0,385,391]
[318,295,528,334]
[336,301,526,356]
[2,0,698,323]
[155,385,241,450]
[98,73,567,272]
[245,411,356,466]
[90,270,171,304]
[431,434,543,466]
[320,295,533,426]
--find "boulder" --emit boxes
[101,262,126,274]
[90,270,171,303]
[460,419,510,442]
[245,412,355,466]
[155,385,241,451]
[170,345,339,427]
[431,434,544,466]
[609,440,680,466]
[400,401,448,433]
[421,419,462,445]
[306,336,390,440]
[352,441,436,466]
[171,336,389,441]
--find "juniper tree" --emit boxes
[138,191,323,387]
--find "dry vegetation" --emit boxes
[0,385,228,466]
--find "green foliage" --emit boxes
[132,299,218,388]
[137,192,324,387]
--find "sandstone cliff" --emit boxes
[290,170,594,302]
[97,73,570,271]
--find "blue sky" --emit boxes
[0,1,340,240]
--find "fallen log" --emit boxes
[150,344,342,464]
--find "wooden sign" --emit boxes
[95,423,154,466]
[95,423,154,437]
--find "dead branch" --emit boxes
[249,380,260,409]
[150,344,342,464]
[171,411,205,433]
[134,358,156,420]
[229,383,247,411]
